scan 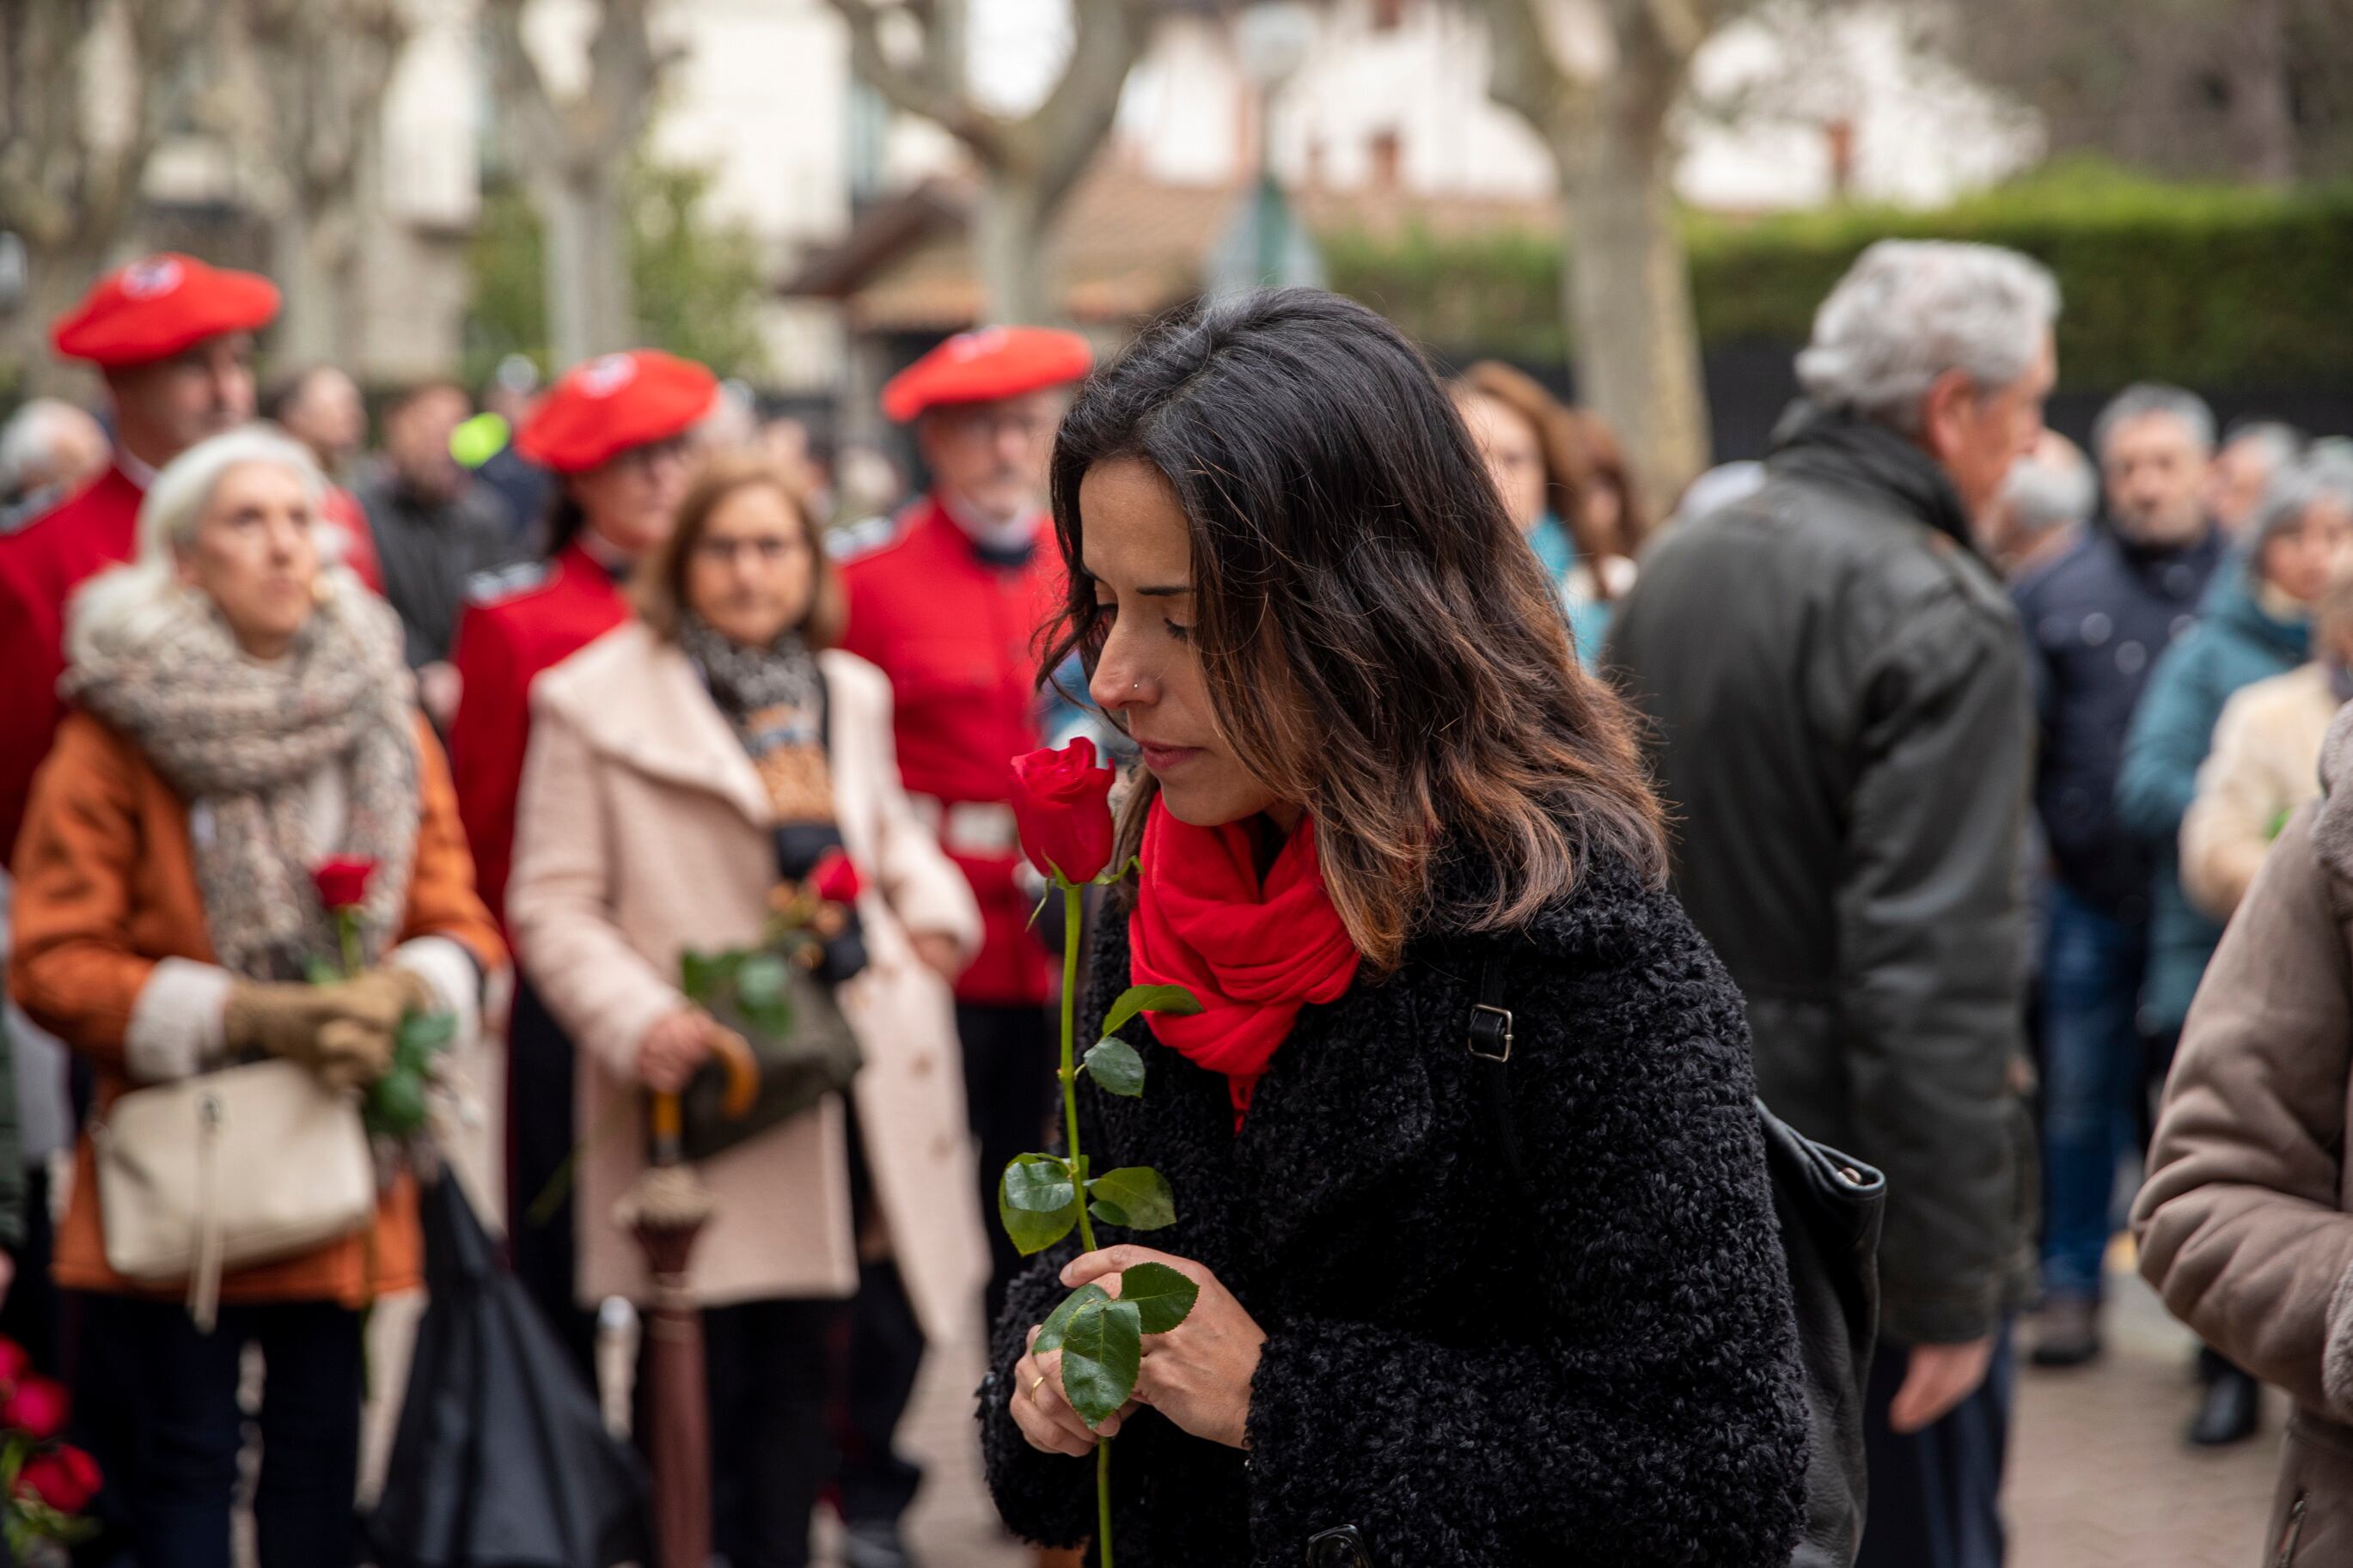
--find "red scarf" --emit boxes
[1128,798,1363,1126]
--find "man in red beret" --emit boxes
[832,324,1089,1568]
[0,254,294,863]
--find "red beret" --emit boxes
[880,326,1092,423]
[516,350,718,474]
[51,253,279,369]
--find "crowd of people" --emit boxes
[0,233,2347,1568]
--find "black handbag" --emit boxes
[1467,956,1885,1568]
[673,957,862,1163]
[366,1171,649,1568]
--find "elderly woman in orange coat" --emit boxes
[8,425,501,1568]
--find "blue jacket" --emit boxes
[2115,557,2312,1031]
[2014,525,2228,920]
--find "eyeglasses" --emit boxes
[616,436,694,475]
[933,406,1055,444]
[693,534,809,566]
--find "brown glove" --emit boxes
[224,968,437,1090]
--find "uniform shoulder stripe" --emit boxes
[0,482,68,538]
[465,558,553,605]
[826,513,903,563]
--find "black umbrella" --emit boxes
[366,1168,650,1568]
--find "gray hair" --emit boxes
[2092,383,2216,461]
[2002,441,2096,538]
[1794,241,2061,432]
[2220,419,2303,472]
[0,398,101,496]
[2247,440,2353,552]
[66,425,335,665]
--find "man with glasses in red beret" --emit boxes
[833,324,1091,1568]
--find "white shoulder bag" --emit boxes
[91,1059,377,1331]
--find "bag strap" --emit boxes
[1468,956,1529,1190]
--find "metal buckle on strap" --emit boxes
[1468,1004,1513,1064]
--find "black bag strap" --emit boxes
[1468,956,1529,1189]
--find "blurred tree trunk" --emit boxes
[1483,0,1733,520]
[0,0,211,397]
[234,0,409,369]
[486,0,674,370]
[2221,0,2296,185]
[824,0,1155,326]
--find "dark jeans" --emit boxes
[836,1111,926,1528]
[507,975,597,1380]
[957,1002,1060,1326]
[637,1296,840,1568]
[70,1293,363,1568]
[2038,884,2148,1300]
[1856,1327,2015,1568]
[2,1163,61,1376]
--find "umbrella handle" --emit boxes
[650,1091,683,1167]
[708,1028,760,1120]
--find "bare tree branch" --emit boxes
[822,0,991,143]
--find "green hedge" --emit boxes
[1324,162,2353,391]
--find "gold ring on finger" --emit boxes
[1030,1373,1049,1403]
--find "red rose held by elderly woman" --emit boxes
[1010,739,1117,886]
[311,855,379,912]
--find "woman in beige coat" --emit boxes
[2180,567,2353,921]
[505,455,986,1568]
[2137,704,2353,1566]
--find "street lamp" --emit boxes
[1205,2,1324,297]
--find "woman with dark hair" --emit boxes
[981,290,1808,1566]
[443,347,719,1370]
[1450,360,1637,662]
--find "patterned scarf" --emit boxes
[64,580,420,981]
[679,613,834,822]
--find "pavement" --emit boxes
[868,1253,2283,1568]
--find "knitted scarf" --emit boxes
[679,613,834,823]
[64,580,420,981]
[1128,798,1362,1126]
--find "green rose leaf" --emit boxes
[998,1156,1081,1255]
[369,1071,430,1139]
[1101,985,1204,1040]
[1117,1261,1200,1334]
[1058,1296,1143,1428]
[1086,1166,1176,1231]
[400,1010,457,1053]
[678,949,730,1002]
[1081,1038,1145,1097]
[1001,1153,1077,1214]
[1031,1282,1111,1357]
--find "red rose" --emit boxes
[810,850,864,907]
[16,1445,101,1516]
[312,856,379,911]
[1010,739,1117,886]
[0,1376,69,1441]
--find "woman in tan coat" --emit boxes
[8,426,502,1567]
[2180,567,2353,921]
[2137,704,2353,1565]
[505,455,985,1568]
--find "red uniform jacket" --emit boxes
[445,540,631,932]
[0,465,383,865]
[839,497,1064,1007]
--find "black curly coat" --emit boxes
[977,844,1811,1566]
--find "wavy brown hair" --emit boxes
[1041,290,1665,973]
[635,453,844,647]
